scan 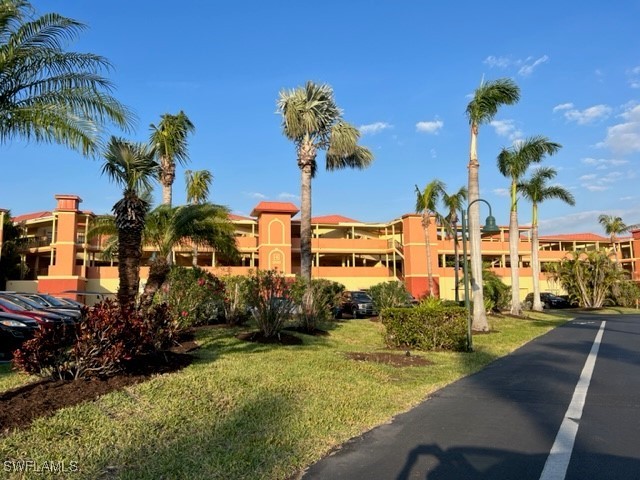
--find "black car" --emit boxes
[335,291,378,319]
[0,312,39,360]
[524,292,571,309]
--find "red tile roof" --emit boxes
[229,213,255,221]
[250,201,299,217]
[12,211,52,223]
[311,214,360,224]
[539,232,610,242]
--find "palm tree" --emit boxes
[139,203,239,307]
[0,0,132,156]
[518,167,575,311]
[441,186,468,302]
[149,111,195,206]
[277,81,373,280]
[101,137,158,307]
[597,214,640,266]
[415,180,445,297]
[497,136,561,315]
[185,169,214,266]
[466,78,520,330]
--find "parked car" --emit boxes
[334,291,378,319]
[0,296,74,327]
[25,293,84,311]
[524,292,571,309]
[9,293,84,321]
[0,312,39,360]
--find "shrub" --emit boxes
[289,278,344,331]
[610,279,640,307]
[156,266,226,328]
[222,275,251,326]
[13,300,178,380]
[483,270,510,312]
[246,270,293,338]
[381,302,467,351]
[368,281,411,312]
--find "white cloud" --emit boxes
[492,188,509,196]
[483,55,512,69]
[430,148,437,158]
[490,119,523,141]
[600,104,640,154]
[584,185,609,192]
[579,174,597,181]
[581,157,629,168]
[416,120,443,134]
[277,192,299,200]
[518,55,549,77]
[628,66,640,88]
[245,191,267,199]
[553,103,574,112]
[558,104,612,125]
[620,196,635,201]
[359,122,392,135]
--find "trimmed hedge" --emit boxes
[381,304,467,351]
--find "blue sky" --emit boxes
[3,1,640,235]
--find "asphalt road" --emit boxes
[302,314,640,480]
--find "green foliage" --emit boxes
[381,302,467,351]
[246,270,294,337]
[221,275,251,326]
[610,279,640,307]
[13,300,177,380]
[289,278,343,332]
[368,281,411,312]
[483,269,511,312]
[156,266,226,328]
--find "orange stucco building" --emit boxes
[4,194,640,303]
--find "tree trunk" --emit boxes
[117,227,143,308]
[453,220,460,303]
[422,215,435,297]
[299,139,316,281]
[509,207,521,315]
[468,124,489,331]
[140,257,171,309]
[531,204,543,311]
[161,155,174,206]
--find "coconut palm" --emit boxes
[0,0,132,156]
[441,186,468,302]
[185,169,214,265]
[597,214,640,266]
[518,167,575,311]
[415,180,445,297]
[277,81,373,280]
[497,136,561,315]
[466,78,520,330]
[149,111,195,206]
[138,203,239,308]
[101,137,158,307]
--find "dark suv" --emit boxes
[335,291,378,319]
[524,292,570,309]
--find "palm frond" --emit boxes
[326,122,373,170]
[466,78,520,126]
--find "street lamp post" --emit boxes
[460,198,499,351]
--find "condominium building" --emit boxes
[3,194,640,303]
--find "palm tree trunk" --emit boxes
[300,163,313,281]
[117,228,143,307]
[161,155,174,206]
[422,216,435,297]
[531,203,543,311]
[509,208,521,315]
[453,220,460,303]
[468,124,489,331]
[140,257,171,309]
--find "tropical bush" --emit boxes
[221,275,251,326]
[483,269,511,312]
[13,301,177,380]
[610,279,640,307]
[368,281,412,312]
[246,270,294,338]
[156,266,226,328]
[381,301,467,351]
[289,278,342,332]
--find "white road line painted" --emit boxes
[539,320,606,480]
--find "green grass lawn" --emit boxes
[0,311,588,479]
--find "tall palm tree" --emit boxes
[441,186,468,302]
[0,0,132,156]
[139,203,239,307]
[185,169,214,265]
[149,111,195,206]
[518,167,575,311]
[597,214,640,266]
[101,137,157,307]
[278,81,373,280]
[466,78,520,330]
[497,136,561,315]
[415,180,445,297]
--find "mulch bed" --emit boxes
[0,346,194,436]
[345,351,433,367]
